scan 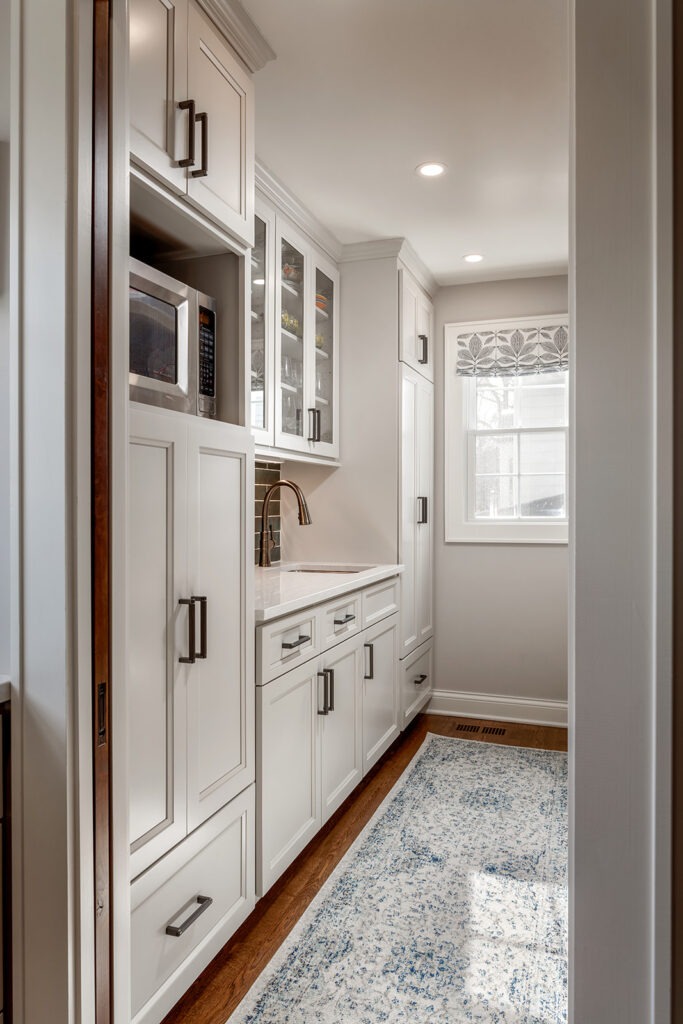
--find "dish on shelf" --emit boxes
[315,333,325,349]
[282,263,301,284]
[315,293,328,311]
[281,311,300,333]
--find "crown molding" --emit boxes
[255,161,343,262]
[196,0,276,72]
[339,238,437,297]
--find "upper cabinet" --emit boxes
[250,197,340,461]
[399,267,434,382]
[129,0,255,247]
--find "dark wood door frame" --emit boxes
[92,0,113,1020]
[674,0,683,1017]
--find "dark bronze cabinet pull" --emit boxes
[418,333,428,364]
[316,409,322,442]
[317,671,329,715]
[193,595,207,659]
[417,496,429,525]
[282,634,311,650]
[165,895,213,937]
[414,674,428,686]
[178,99,196,167]
[179,597,196,664]
[333,612,355,626]
[191,111,208,178]
[326,668,335,711]
[364,642,374,680]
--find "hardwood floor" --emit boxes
[162,714,567,1024]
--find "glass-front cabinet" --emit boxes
[250,197,339,460]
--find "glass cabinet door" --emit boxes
[250,214,269,439]
[313,266,335,447]
[277,231,309,450]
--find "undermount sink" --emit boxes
[282,564,375,575]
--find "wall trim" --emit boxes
[255,161,343,263]
[196,0,276,72]
[428,689,568,727]
[340,237,438,296]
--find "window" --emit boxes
[444,315,569,544]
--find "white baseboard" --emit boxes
[428,689,568,728]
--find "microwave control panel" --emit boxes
[198,304,217,418]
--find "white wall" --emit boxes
[433,276,569,714]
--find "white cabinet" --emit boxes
[129,0,254,245]
[400,267,434,381]
[251,196,340,460]
[400,365,434,659]
[256,581,398,895]
[128,404,254,878]
[361,613,400,772]
[400,638,433,729]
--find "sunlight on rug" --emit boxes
[228,734,567,1023]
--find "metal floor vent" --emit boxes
[456,723,480,733]
[481,726,507,736]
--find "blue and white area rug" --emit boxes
[229,734,567,1024]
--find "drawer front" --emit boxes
[257,608,320,684]
[400,638,433,729]
[320,592,362,650]
[361,577,400,629]
[131,787,255,1021]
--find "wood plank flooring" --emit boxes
[162,714,567,1024]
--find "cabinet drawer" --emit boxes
[257,608,320,683]
[361,577,400,629]
[131,787,254,1023]
[400,638,433,729]
[320,592,361,650]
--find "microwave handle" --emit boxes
[178,99,196,168]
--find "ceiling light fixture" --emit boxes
[417,162,446,178]
[463,254,484,263]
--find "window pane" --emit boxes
[520,475,566,518]
[475,379,515,429]
[519,431,566,475]
[517,385,567,428]
[474,476,518,519]
[475,433,517,475]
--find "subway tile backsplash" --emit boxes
[255,461,282,565]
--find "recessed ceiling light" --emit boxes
[463,254,484,263]
[417,162,446,178]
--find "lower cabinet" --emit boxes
[257,592,401,897]
[131,786,256,1024]
[400,637,433,729]
[362,614,400,773]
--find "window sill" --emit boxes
[445,522,568,545]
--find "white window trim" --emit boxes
[444,314,569,545]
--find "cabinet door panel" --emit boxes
[128,409,188,878]
[362,614,399,773]
[258,662,320,894]
[129,0,188,193]
[399,268,434,381]
[416,377,434,644]
[309,257,340,458]
[275,221,311,454]
[187,3,254,245]
[320,635,363,822]
[399,367,418,656]
[187,422,254,832]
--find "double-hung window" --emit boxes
[444,315,569,544]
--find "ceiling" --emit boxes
[240,0,569,286]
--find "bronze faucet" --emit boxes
[258,479,312,567]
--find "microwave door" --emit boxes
[129,268,196,415]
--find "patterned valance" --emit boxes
[455,322,569,377]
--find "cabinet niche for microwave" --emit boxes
[128,232,245,427]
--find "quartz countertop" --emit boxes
[254,563,404,623]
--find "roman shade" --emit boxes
[455,322,569,377]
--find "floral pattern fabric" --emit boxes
[455,324,569,377]
[228,735,568,1024]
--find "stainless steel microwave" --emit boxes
[129,257,217,418]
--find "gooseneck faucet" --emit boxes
[258,479,312,567]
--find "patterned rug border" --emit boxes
[225,734,567,1023]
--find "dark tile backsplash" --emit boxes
[255,461,282,565]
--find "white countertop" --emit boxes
[254,563,404,622]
